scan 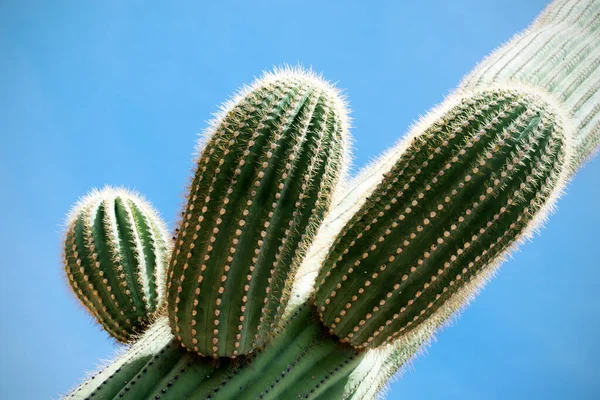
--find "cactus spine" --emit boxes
[166,68,349,358]
[63,187,171,342]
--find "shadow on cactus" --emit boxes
[60,0,600,396]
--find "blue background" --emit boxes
[1,1,598,399]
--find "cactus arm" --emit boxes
[63,188,171,342]
[315,87,569,349]
[166,67,349,358]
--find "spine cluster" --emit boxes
[314,88,569,349]
[63,187,170,342]
[166,69,349,357]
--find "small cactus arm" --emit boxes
[166,67,350,358]
[63,187,171,342]
[461,0,600,170]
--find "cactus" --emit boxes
[166,68,349,358]
[63,187,170,342]
[62,85,570,400]
[59,0,599,398]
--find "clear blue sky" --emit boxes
[1,1,598,399]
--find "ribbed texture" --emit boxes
[461,0,599,169]
[315,88,569,349]
[63,187,170,342]
[166,68,349,357]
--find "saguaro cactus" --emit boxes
[62,86,572,400]
[63,187,170,342]
[59,0,599,398]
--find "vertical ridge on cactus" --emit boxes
[166,67,350,358]
[63,187,171,342]
[314,87,570,349]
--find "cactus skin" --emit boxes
[314,87,570,349]
[461,0,600,170]
[166,68,349,358]
[63,187,170,342]
[64,304,367,400]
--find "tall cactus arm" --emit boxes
[63,304,372,400]
[166,67,350,358]
[314,86,570,349]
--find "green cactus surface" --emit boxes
[315,87,570,349]
[63,187,170,342]
[166,69,349,358]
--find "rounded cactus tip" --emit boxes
[63,186,171,342]
[197,65,353,165]
[167,66,351,358]
[314,86,571,350]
